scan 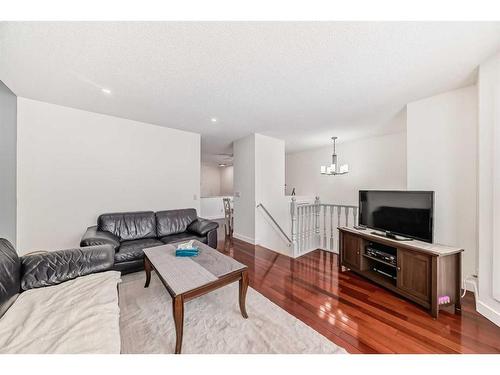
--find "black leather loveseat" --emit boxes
[80,208,219,274]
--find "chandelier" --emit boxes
[320,136,349,175]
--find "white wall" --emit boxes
[233,134,256,243]
[200,196,232,220]
[285,132,407,206]
[0,80,17,245]
[220,165,233,196]
[477,52,500,326]
[201,163,221,197]
[233,133,291,253]
[233,133,289,253]
[200,164,233,197]
[406,85,478,283]
[17,98,200,253]
[255,134,290,254]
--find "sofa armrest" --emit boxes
[207,228,218,249]
[20,245,115,291]
[80,225,120,250]
[187,219,219,236]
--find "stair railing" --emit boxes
[256,203,292,246]
[290,197,358,256]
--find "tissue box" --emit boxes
[175,248,199,257]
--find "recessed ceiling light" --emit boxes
[218,163,226,167]
[101,88,112,95]
[211,117,218,123]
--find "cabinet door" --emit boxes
[397,249,431,302]
[341,232,361,270]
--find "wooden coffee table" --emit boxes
[143,241,249,354]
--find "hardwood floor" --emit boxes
[218,238,500,354]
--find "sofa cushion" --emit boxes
[156,209,198,237]
[98,211,156,241]
[115,238,163,263]
[0,239,21,307]
[0,271,121,354]
[113,259,144,275]
[160,232,207,245]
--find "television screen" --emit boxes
[359,190,434,243]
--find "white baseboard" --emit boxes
[317,247,339,254]
[293,247,338,258]
[233,233,255,245]
[199,216,224,220]
[293,247,317,258]
[477,300,500,327]
[465,276,479,293]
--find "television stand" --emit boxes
[338,226,463,318]
[353,225,366,230]
[370,231,413,241]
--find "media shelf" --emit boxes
[361,240,398,284]
[362,260,397,287]
[360,269,397,290]
[362,253,396,269]
[338,227,463,318]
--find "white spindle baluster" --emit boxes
[302,206,306,252]
[305,206,309,249]
[307,206,311,248]
[290,197,297,255]
[301,206,304,252]
[299,206,304,252]
[297,206,301,254]
[330,205,334,250]
[296,206,301,254]
[292,201,358,256]
[310,205,313,248]
[314,197,320,249]
[336,206,341,252]
[309,205,316,249]
[310,206,314,248]
[323,205,327,249]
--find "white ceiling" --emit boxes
[1,22,500,160]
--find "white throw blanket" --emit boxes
[0,271,121,354]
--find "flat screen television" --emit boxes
[358,190,434,243]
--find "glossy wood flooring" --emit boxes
[218,239,500,354]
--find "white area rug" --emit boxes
[119,272,346,354]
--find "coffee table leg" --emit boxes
[144,257,152,288]
[173,295,184,354]
[239,270,249,319]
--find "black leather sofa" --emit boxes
[80,208,219,274]
[0,238,115,315]
[0,239,120,353]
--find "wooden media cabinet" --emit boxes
[338,227,463,318]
